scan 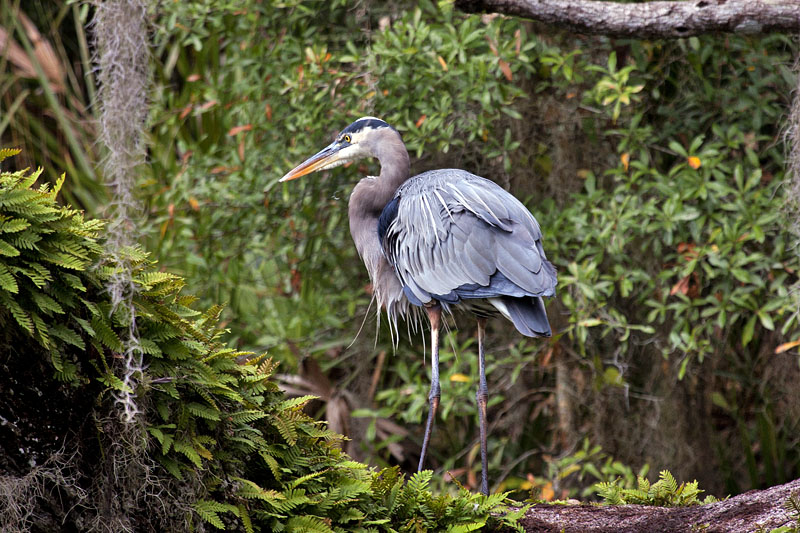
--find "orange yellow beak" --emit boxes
[280,142,343,182]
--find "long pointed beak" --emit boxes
[280,142,343,182]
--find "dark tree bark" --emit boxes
[500,478,800,533]
[455,0,800,38]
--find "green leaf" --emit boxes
[0,239,20,257]
[741,315,757,347]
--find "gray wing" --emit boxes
[379,169,557,309]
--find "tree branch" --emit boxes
[454,0,800,38]
[503,478,800,533]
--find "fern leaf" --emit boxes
[0,217,29,233]
[231,409,268,424]
[407,470,432,495]
[158,456,184,480]
[278,395,317,410]
[1,292,33,333]
[194,500,237,530]
[61,272,85,291]
[272,413,298,445]
[238,504,254,533]
[16,263,50,288]
[0,238,20,257]
[19,167,43,189]
[186,402,221,421]
[659,470,678,494]
[285,514,334,533]
[173,440,203,468]
[30,291,64,315]
[90,315,124,352]
[50,172,66,198]
[288,470,326,490]
[0,148,21,162]
[446,521,487,533]
[0,263,18,293]
[783,493,800,519]
[49,324,85,349]
[232,477,284,503]
[260,451,282,481]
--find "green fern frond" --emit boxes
[186,401,221,421]
[259,451,282,481]
[159,456,184,481]
[16,263,51,288]
[272,413,299,445]
[50,351,79,382]
[0,189,42,209]
[233,477,285,503]
[30,291,64,315]
[173,440,204,468]
[1,292,33,333]
[0,217,29,233]
[658,470,678,494]
[785,493,800,517]
[194,500,238,530]
[407,470,433,495]
[231,409,268,424]
[475,492,507,514]
[90,315,124,352]
[49,324,85,349]
[446,521,486,533]
[18,167,43,190]
[7,230,41,250]
[0,238,20,257]
[0,263,18,293]
[285,514,334,533]
[288,470,327,490]
[273,488,310,513]
[0,148,21,162]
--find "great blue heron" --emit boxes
[281,117,556,495]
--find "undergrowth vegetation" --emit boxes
[595,470,717,507]
[0,151,523,531]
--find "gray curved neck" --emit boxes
[347,131,409,307]
[348,132,410,237]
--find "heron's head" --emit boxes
[280,117,400,182]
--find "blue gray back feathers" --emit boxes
[378,169,556,337]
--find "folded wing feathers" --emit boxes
[383,170,556,310]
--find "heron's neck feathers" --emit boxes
[348,129,409,320]
[353,129,409,212]
[375,132,410,193]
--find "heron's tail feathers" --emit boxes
[490,296,551,338]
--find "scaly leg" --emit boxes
[419,305,442,472]
[476,317,489,495]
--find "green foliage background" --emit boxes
[0,149,525,531]
[2,0,800,514]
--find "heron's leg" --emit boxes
[476,317,489,495]
[419,304,442,472]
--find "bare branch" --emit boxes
[510,478,800,533]
[455,0,800,38]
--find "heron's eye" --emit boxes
[344,134,352,144]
